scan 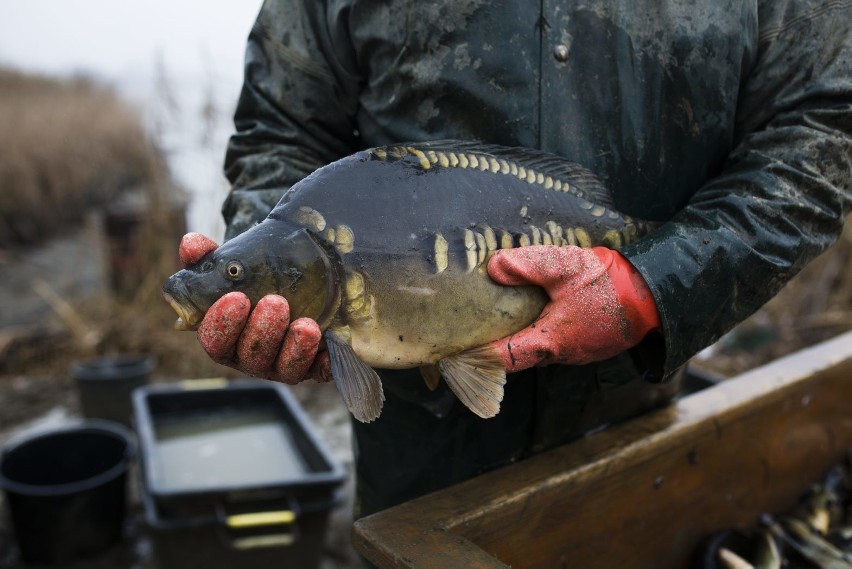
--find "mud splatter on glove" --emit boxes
[486,245,661,372]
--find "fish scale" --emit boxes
[163,141,654,423]
[274,143,646,269]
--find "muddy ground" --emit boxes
[0,226,361,569]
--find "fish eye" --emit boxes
[225,261,244,280]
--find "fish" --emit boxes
[162,141,653,423]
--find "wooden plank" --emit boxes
[353,332,852,568]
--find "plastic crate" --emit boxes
[133,379,346,569]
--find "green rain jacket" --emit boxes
[223,0,852,383]
[221,0,852,516]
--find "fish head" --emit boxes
[163,223,340,331]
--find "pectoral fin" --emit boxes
[419,365,442,391]
[325,331,385,423]
[438,346,505,419]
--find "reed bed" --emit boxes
[0,67,200,380]
[0,67,164,247]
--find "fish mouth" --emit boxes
[163,292,203,331]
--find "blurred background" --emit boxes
[0,3,359,568]
[0,0,263,240]
[0,3,849,569]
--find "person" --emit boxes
[179,1,852,518]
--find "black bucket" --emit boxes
[0,420,137,564]
[71,355,155,427]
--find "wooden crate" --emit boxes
[354,331,852,568]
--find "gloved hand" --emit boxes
[178,232,331,384]
[487,245,661,372]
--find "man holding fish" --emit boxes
[172,1,851,517]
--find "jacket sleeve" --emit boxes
[622,1,852,380]
[222,0,361,239]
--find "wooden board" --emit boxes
[353,331,852,568]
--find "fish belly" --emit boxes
[341,258,547,369]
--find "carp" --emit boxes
[163,141,652,423]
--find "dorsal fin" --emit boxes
[371,140,615,209]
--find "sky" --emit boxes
[0,1,259,82]
[0,0,265,238]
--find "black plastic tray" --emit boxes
[132,379,345,518]
[132,379,346,568]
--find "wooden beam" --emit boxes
[353,332,852,568]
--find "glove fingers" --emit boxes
[236,295,291,376]
[273,317,322,385]
[197,292,251,364]
[179,233,219,266]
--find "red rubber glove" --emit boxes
[487,245,661,372]
[178,233,331,384]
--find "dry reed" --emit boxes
[0,67,164,247]
[0,67,204,379]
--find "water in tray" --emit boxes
[153,407,309,491]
